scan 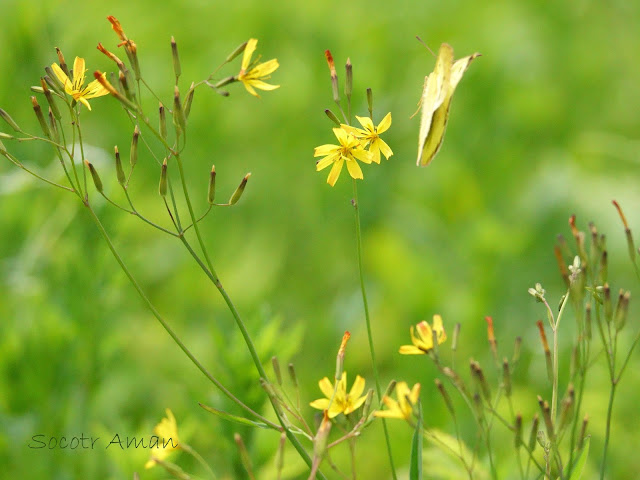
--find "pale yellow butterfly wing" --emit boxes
[417,43,480,167]
[416,43,453,167]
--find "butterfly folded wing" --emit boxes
[417,45,480,167]
[417,43,453,166]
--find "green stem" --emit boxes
[600,380,616,480]
[351,179,397,480]
[552,291,570,421]
[181,442,217,479]
[83,203,277,429]
[172,156,324,478]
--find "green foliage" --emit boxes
[1,0,640,479]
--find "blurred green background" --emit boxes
[1,0,640,478]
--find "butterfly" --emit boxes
[416,43,480,167]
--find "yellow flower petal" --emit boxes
[345,157,363,180]
[316,153,338,170]
[351,148,373,164]
[398,345,425,355]
[377,112,392,134]
[318,377,335,398]
[349,375,366,399]
[327,157,344,186]
[242,38,258,71]
[378,138,393,160]
[309,398,331,410]
[355,115,374,132]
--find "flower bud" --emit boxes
[313,411,332,460]
[234,433,254,478]
[345,58,352,98]
[130,125,140,167]
[172,86,186,136]
[324,50,339,103]
[613,200,636,263]
[48,108,59,143]
[486,316,498,363]
[553,244,570,287]
[114,146,126,186]
[85,160,103,193]
[614,290,630,332]
[288,363,298,388]
[442,367,470,399]
[383,380,397,399]
[31,97,50,138]
[603,283,612,323]
[451,322,461,352]
[514,413,523,448]
[558,384,574,432]
[434,378,455,416]
[536,320,553,382]
[502,358,512,397]
[158,103,167,140]
[361,389,375,418]
[183,82,195,119]
[366,87,373,117]
[271,356,282,385]
[171,36,181,80]
[43,67,64,94]
[93,71,138,111]
[512,336,522,365]
[538,396,555,442]
[229,173,251,205]
[225,41,248,63]
[324,109,341,126]
[470,360,491,402]
[40,78,61,120]
[598,250,608,285]
[159,158,168,197]
[335,331,350,381]
[577,414,589,450]
[55,47,69,77]
[207,164,216,204]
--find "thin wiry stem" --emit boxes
[351,179,398,480]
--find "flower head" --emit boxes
[237,38,279,97]
[374,382,421,421]
[51,56,110,110]
[399,314,447,355]
[309,372,367,418]
[341,113,393,164]
[145,409,181,469]
[314,127,374,186]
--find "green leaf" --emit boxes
[410,402,423,480]
[569,437,590,480]
[198,402,275,430]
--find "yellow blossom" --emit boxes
[341,113,393,164]
[51,56,110,110]
[374,382,421,420]
[237,38,279,97]
[145,409,181,469]
[314,127,374,186]
[399,314,447,355]
[310,372,368,418]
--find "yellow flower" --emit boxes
[51,56,110,110]
[309,372,368,418]
[237,38,280,97]
[145,409,181,469]
[341,113,393,164]
[374,382,421,420]
[314,127,374,186]
[399,314,447,355]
